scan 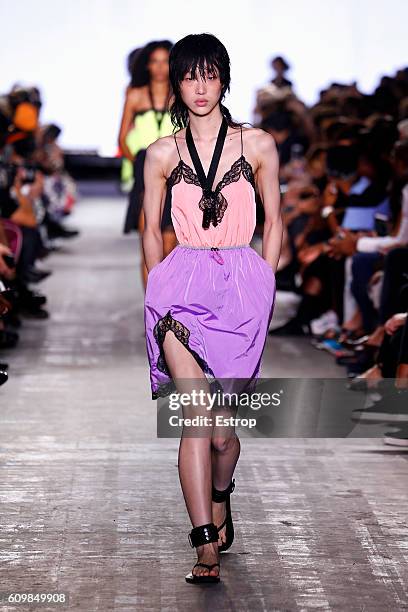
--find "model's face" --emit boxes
[147,48,169,82]
[179,64,222,116]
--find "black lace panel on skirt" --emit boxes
[152,310,216,399]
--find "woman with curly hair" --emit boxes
[118,40,177,288]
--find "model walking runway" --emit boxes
[144,123,276,399]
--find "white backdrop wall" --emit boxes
[1,0,407,155]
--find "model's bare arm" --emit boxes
[254,130,283,272]
[117,88,139,161]
[142,141,167,272]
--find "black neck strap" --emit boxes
[148,84,168,132]
[186,117,228,195]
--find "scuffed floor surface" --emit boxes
[1,196,407,611]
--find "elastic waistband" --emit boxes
[177,243,251,250]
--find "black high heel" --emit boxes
[185,522,220,584]
[212,479,235,553]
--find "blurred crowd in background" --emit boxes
[0,85,79,386]
[255,56,408,443]
[258,58,408,389]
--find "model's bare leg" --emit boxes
[211,430,240,546]
[163,330,219,578]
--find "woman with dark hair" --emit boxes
[271,55,293,89]
[143,33,282,584]
[118,40,177,288]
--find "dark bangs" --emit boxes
[170,34,230,92]
[169,33,243,130]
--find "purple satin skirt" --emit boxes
[144,244,276,400]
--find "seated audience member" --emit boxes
[0,84,80,373]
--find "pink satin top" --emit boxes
[166,127,257,247]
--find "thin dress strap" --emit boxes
[173,133,182,161]
[240,125,243,157]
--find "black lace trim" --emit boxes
[166,161,201,189]
[152,380,178,400]
[215,155,256,193]
[152,310,216,400]
[240,156,256,191]
[166,156,255,228]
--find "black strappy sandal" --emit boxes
[212,479,235,553]
[185,523,220,584]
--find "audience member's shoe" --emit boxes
[383,426,408,447]
[0,362,8,386]
[352,388,408,422]
[20,287,47,308]
[310,310,339,336]
[46,243,63,253]
[56,226,79,239]
[337,345,378,373]
[40,238,64,253]
[269,318,311,336]
[338,327,366,345]
[23,266,53,284]
[37,245,52,259]
[347,365,383,392]
[20,306,49,319]
[318,339,354,357]
[0,329,19,348]
[47,220,79,240]
[342,334,370,347]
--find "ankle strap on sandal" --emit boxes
[212,478,235,503]
[188,523,219,548]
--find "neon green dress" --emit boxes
[121,108,174,191]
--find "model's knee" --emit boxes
[211,435,236,454]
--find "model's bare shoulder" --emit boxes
[145,135,175,177]
[126,86,142,104]
[241,127,278,176]
[146,134,175,158]
[244,127,277,157]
